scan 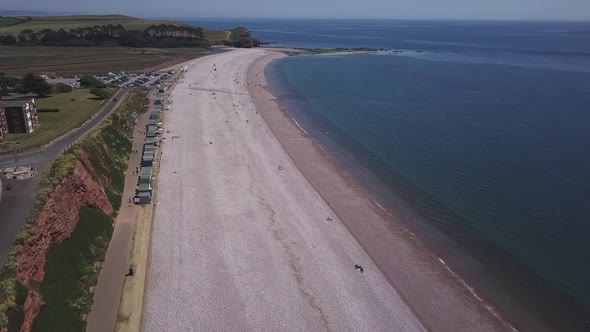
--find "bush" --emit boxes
[90,88,113,100]
[79,76,106,89]
[54,83,73,94]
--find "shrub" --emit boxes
[54,83,73,93]
[90,88,113,100]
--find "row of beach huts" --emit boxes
[134,92,166,205]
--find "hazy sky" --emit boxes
[3,0,590,21]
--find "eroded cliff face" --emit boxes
[16,156,114,332]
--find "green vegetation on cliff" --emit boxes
[33,207,113,332]
[222,26,260,48]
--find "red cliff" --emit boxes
[16,157,114,332]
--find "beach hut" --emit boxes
[141,166,153,176]
[150,110,160,120]
[143,144,155,153]
[137,182,152,193]
[145,137,155,145]
[141,153,154,167]
[141,158,153,167]
[138,176,151,185]
[135,191,152,205]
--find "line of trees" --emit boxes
[0,73,53,98]
[0,24,208,48]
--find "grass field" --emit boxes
[1,88,111,151]
[33,206,113,332]
[0,46,209,75]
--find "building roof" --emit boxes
[0,100,30,108]
[138,183,152,192]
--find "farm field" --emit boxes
[0,46,209,75]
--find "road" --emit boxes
[0,88,129,268]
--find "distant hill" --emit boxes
[0,10,75,17]
[0,14,230,42]
[0,15,191,35]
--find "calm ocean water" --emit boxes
[183,19,590,329]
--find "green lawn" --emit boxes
[33,206,113,332]
[2,88,112,151]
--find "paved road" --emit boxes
[0,89,129,268]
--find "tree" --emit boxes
[0,75,19,90]
[20,73,53,97]
[90,88,112,100]
[31,80,53,97]
[54,82,73,93]
[79,75,106,88]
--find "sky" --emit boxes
[3,0,590,21]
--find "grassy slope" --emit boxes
[2,88,112,151]
[204,29,231,41]
[78,89,142,210]
[32,206,113,332]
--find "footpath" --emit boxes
[87,65,183,331]
[86,93,154,332]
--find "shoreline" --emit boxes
[259,52,590,331]
[144,49,425,331]
[248,52,515,331]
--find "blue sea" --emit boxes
[183,19,590,330]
